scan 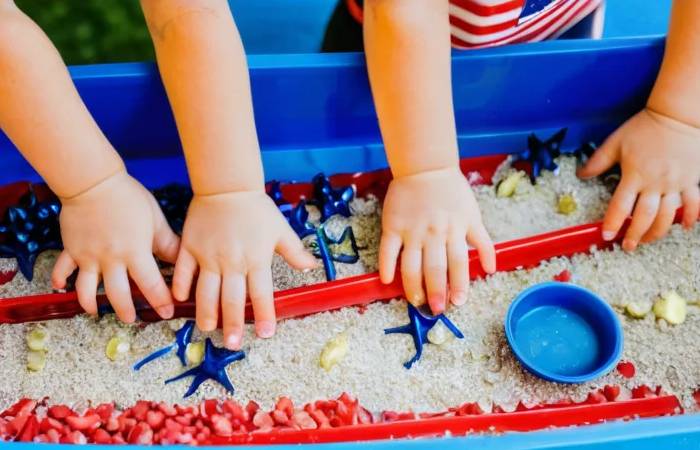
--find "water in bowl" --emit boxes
[514,305,600,377]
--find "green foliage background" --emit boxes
[14,0,155,65]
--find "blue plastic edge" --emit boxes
[0,36,667,187]
[504,282,623,384]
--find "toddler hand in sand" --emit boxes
[0,3,178,323]
[172,191,316,349]
[578,0,700,251]
[52,171,180,323]
[579,109,700,251]
[379,168,496,314]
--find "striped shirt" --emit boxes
[346,0,604,49]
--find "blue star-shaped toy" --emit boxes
[268,181,293,217]
[0,187,62,281]
[310,174,354,222]
[514,128,567,181]
[287,201,317,239]
[133,320,195,370]
[385,303,464,369]
[165,338,245,398]
[151,184,193,234]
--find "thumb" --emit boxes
[578,132,621,179]
[277,227,318,271]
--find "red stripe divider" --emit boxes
[204,396,681,445]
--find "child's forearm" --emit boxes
[141,0,263,196]
[0,2,124,198]
[647,0,700,128]
[364,0,458,178]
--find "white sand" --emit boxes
[1,156,697,416]
[1,226,698,414]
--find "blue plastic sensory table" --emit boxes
[0,36,699,449]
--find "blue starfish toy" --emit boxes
[165,338,245,398]
[385,304,464,369]
[514,128,568,181]
[133,320,195,370]
[287,201,316,239]
[0,188,62,281]
[310,174,354,222]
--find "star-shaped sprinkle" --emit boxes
[268,181,293,217]
[0,187,62,281]
[151,184,193,234]
[133,320,195,370]
[514,128,567,181]
[165,338,245,398]
[385,303,464,369]
[310,174,354,222]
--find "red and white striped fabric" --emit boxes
[346,0,603,50]
[449,0,603,49]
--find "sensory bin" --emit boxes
[0,132,699,445]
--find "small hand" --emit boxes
[579,109,700,251]
[51,171,180,322]
[172,191,316,350]
[379,167,496,314]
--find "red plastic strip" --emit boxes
[205,396,680,445]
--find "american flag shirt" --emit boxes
[347,0,603,49]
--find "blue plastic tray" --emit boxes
[1,37,699,448]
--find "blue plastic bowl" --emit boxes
[504,282,623,384]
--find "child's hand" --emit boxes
[578,109,700,251]
[172,191,317,350]
[51,171,180,323]
[379,167,496,314]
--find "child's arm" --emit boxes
[363,0,495,314]
[141,0,316,349]
[579,0,700,250]
[0,0,178,321]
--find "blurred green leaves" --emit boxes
[15,0,154,64]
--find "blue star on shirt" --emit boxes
[385,303,464,369]
[165,338,245,398]
[133,320,195,370]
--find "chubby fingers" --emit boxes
[195,269,221,332]
[102,264,137,323]
[641,193,681,244]
[128,255,174,319]
[248,265,276,339]
[221,272,246,350]
[51,250,78,290]
[423,236,447,314]
[602,176,639,241]
[681,186,700,229]
[622,192,660,251]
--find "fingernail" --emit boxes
[226,333,242,350]
[602,231,616,241]
[451,292,467,306]
[256,320,276,338]
[156,304,174,319]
